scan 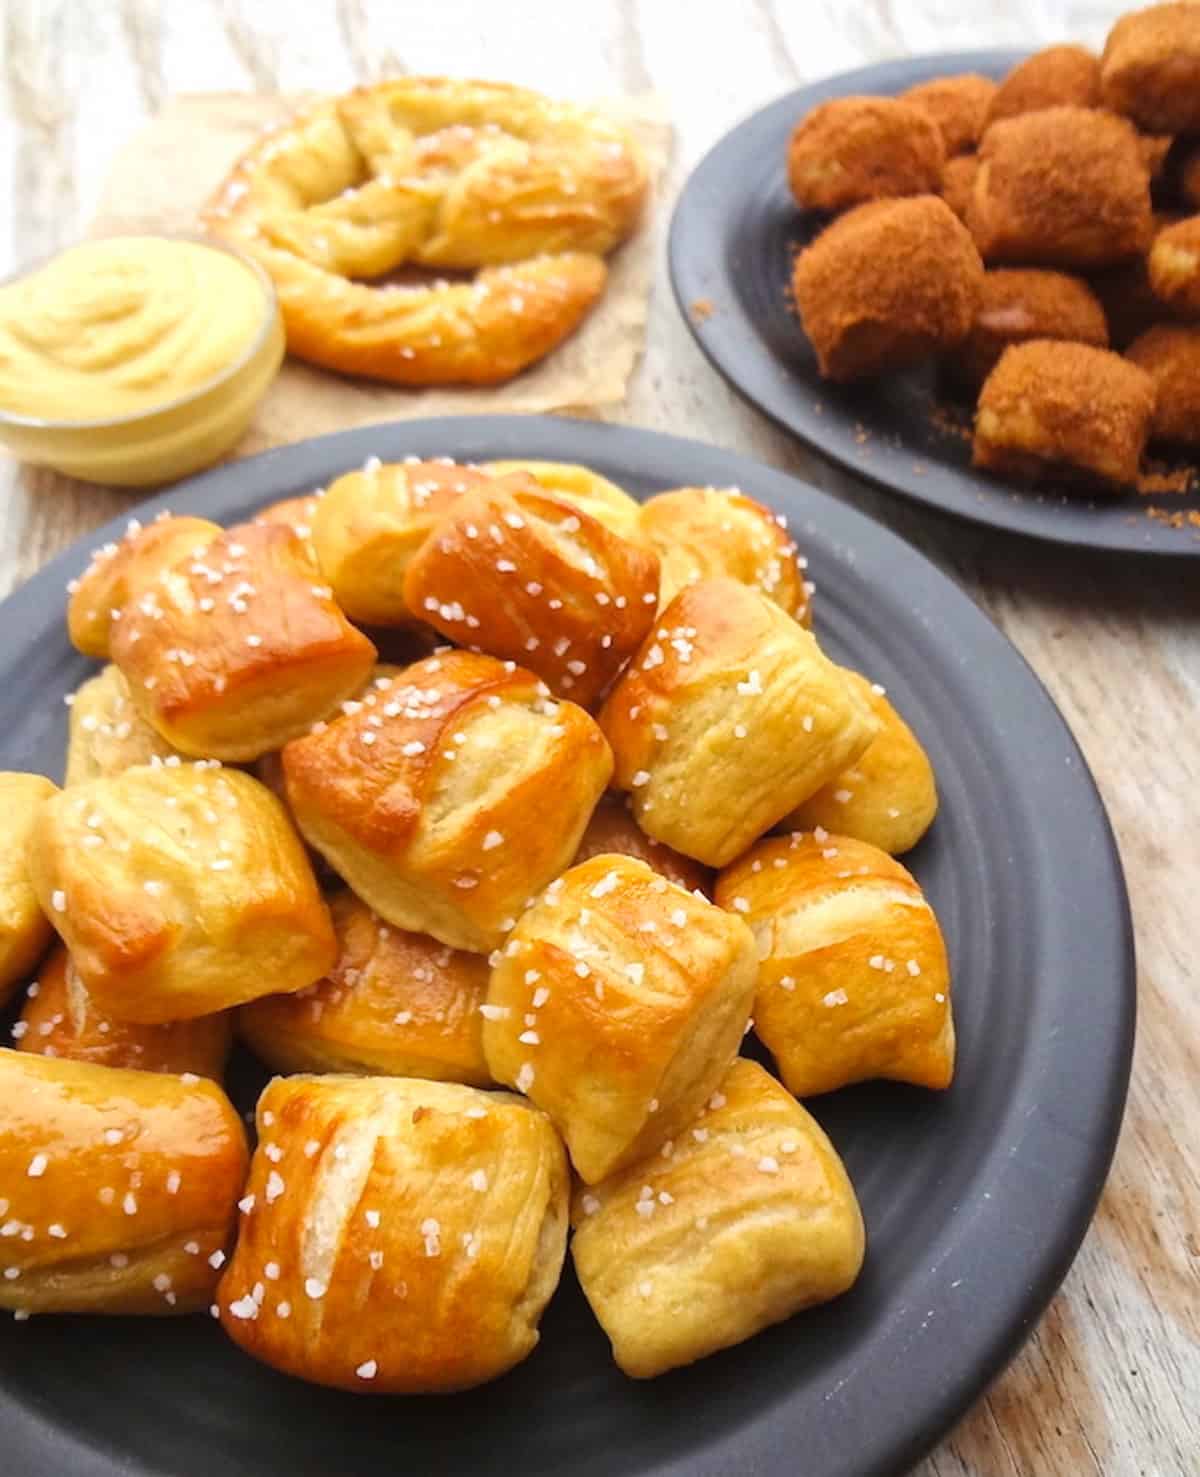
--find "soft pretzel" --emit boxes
[716,831,954,1096]
[480,461,646,544]
[65,664,186,785]
[0,772,57,1006]
[202,78,648,385]
[16,945,232,1080]
[571,1059,864,1378]
[217,1074,568,1392]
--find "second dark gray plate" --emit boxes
[669,50,1200,556]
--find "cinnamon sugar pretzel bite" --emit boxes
[202,79,647,386]
[403,476,660,705]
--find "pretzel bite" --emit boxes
[217,1074,568,1392]
[950,269,1109,388]
[941,154,979,222]
[716,833,954,1096]
[27,764,335,1023]
[16,946,231,1079]
[782,670,937,855]
[237,891,491,1084]
[969,107,1152,268]
[573,792,713,895]
[902,74,997,156]
[404,479,660,706]
[111,521,377,762]
[65,664,186,785]
[67,514,220,660]
[312,459,504,626]
[787,97,945,211]
[479,461,645,545]
[252,492,323,566]
[793,196,983,382]
[570,1059,864,1379]
[1148,214,1200,312]
[282,650,612,953]
[0,773,57,1006]
[973,341,1155,490]
[1125,323,1200,444]
[482,854,756,1183]
[985,44,1101,126]
[1101,3,1200,133]
[1091,211,1189,348]
[1181,146,1200,210]
[1140,132,1175,188]
[599,579,878,868]
[0,1050,247,1316]
[637,486,811,624]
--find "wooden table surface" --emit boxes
[2,2,1197,1473]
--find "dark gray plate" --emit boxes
[669,49,1200,556]
[0,417,1134,1477]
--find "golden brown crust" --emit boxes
[237,891,491,1083]
[792,196,984,382]
[572,792,713,895]
[986,44,1101,126]
[282,650,612,953]
[973,340,1156,490]
[1148,214,1200,312]
[787,97,945,211]
[65,664,186,785]
[312,459,502,626]
[902,74,997,156]
[716,833,954,1096]
[782,670,938,854]
[0,773,57,1006]
[111,521,377,761]
[599,579,879,868]
[1101,4,1200,133]
[0,1049,247,1315]
[482,854,757,1183]
[1125,323,1200,443]
[217,1074,568,1392]
[969,107,1152,268]
[403,480,660,705]
[203,79,647,386]
[27,764,336,1024]
[570,1059,865,1378]
[637,486,811,624]
[941,153,979,223]
[951,268,1109,388]
[16,946,231,1079]
[478,461,645,544]
[251,492,323,567]
[67,515,221,660]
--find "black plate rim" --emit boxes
[668,47,1200,558]
[0,415,1136,1477]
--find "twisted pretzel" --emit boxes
[202,79,648,385]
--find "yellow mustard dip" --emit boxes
[0,237,269,422]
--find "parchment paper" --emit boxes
[91,92,672,457]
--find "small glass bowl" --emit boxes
[0,235,284,487]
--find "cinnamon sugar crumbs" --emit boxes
[1146,507,1200,529]
[690,298,715,322]
[1138,465,1194,496]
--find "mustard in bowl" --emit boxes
[0,235,284,486]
